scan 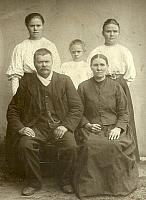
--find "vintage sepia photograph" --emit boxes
[0,0,146,199]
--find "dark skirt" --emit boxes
[73,126,138,199]
[115,77,140,162]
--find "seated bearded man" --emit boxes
[6,48,83,196]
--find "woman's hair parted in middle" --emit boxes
[90,54,109,66]
[25,13,45,27]
[102,18,120,31]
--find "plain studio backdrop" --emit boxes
[0,0,146,156]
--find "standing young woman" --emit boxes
[87,19,139,161]
[87,18,136,84]
[6,13,61,96]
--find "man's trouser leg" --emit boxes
[18,135,42,189]
[55,131,77,186]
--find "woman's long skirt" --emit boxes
[73,126,138,199]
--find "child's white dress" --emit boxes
[61,60,92,88]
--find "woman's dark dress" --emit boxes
[115,76,140,161]
[73,77,138,199]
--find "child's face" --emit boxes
[70,44,84,61]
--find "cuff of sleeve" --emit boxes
[79,118,89,128]
[19,127,26,134]
[61,123,73,132]
[116,122,127,132]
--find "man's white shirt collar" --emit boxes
[37,71,53,86]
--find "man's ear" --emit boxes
[102,31,104,36]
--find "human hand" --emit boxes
[85,123,101,134]
[108,127,121,140]
[19,127,35,137]
[53,126,68,140]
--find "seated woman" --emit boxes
[73,54,138,199]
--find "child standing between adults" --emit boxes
[61,39,91,88]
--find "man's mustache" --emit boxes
[39,68,50,71]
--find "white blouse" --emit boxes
[87,44,136,83]
[61,60,92,88]
[6,37,61,79]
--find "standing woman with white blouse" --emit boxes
[87,18,139,161]
[6,13,61,96]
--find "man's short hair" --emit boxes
[34,48,52,61]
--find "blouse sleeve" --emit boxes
[123,49,136,83]
[11,77,20,96]
[6,44,24,80]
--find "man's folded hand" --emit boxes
[19,127,35,137]
[53,126,68,140]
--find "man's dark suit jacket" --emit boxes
[6,72,83,172]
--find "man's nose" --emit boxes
[110,31,114,36]
[42,62,47,67]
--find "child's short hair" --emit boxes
[69,39,86,52]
